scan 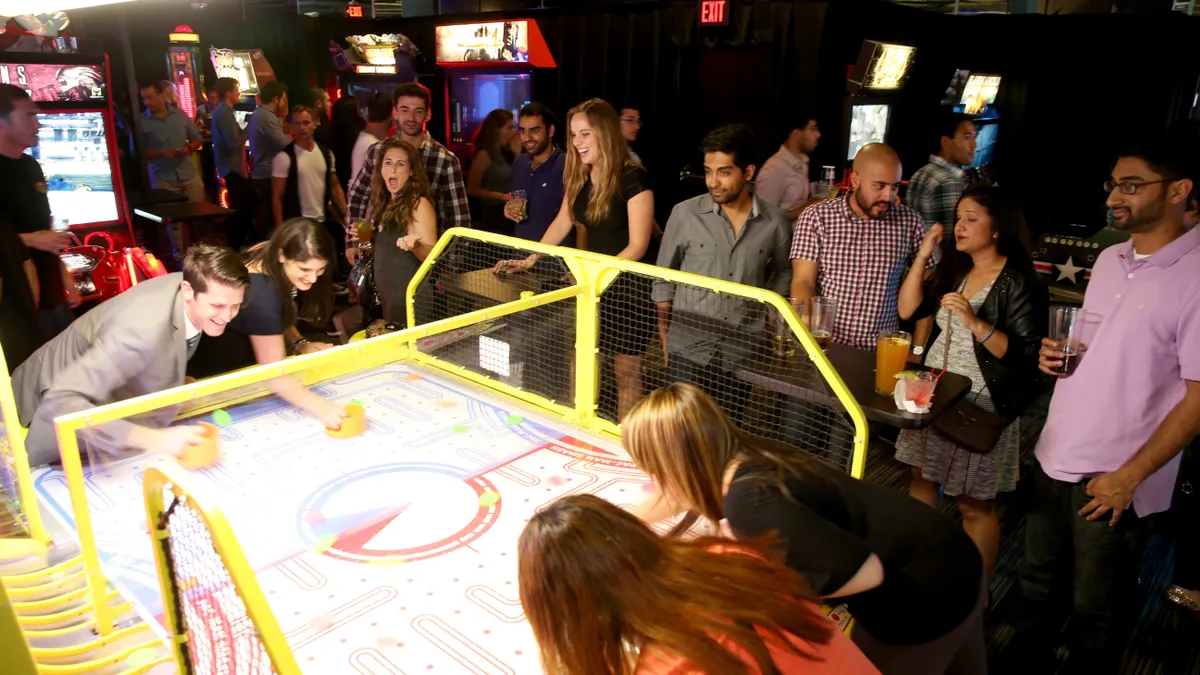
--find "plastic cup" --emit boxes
[511,190,528,221]
[1048,307,1087,375]
[809,297,836,351]
[875,331,912,395]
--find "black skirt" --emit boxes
[374,230,423,325]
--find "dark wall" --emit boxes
[66,0,1200,232]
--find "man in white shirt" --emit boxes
[271,106,347,229]
[755,114,822,220]
[351,93,393,187]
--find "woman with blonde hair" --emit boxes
[494,98,655,419]
[366,136,438,324]
[623,383,987,675]
[519,493,878,675]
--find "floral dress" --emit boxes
[894,281,1020,501]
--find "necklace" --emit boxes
[961,259,1005,299]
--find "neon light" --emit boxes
[346,4,363,17]
[698,0,729,26]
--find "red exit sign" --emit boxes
[346,3,364,17]
[698,0,729,26]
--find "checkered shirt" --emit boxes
[790,194,930,350]
[904,155,966,229]
[344,134,470,245]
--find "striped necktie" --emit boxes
[186,333,201,360]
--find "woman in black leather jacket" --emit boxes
[895,185,1047,576]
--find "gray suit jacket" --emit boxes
[14,273,190,465]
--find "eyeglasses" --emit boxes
[620,117,642,125]
[1104,179,1173,195]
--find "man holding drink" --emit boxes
[505,103,568,244]
[1011,139,1200,674]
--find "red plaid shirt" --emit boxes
[790,194,929,350]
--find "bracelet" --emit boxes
[975,325,996,345]
[291,338,309,353]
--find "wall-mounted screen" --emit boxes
[848,104,890,161]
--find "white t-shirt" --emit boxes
[271,144,332,220]
[351,130,383,185]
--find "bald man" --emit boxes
[788,143,931,351]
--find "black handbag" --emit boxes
[929,313,1005,455]
[347,246,379,315]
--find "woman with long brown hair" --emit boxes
[494,98,655,419]
[623,383,987,675]
[188,218,345,430]
[466,108,518,234]
[366,136,437,323]
[519,493,878,675]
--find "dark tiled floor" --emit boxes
[863,396,1200,675]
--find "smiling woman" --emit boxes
[187,218,347,431]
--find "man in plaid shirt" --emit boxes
[789,143,932,351]
[344,82,469,263]
[905,113,977,229]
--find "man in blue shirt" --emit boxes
[248,81,290,237]
[139,81,204,261]
[505,103,568,244]
[210,77,252,250]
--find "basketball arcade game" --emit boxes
[0,52,166,303]
[12,231,867,671]
[166,25,206,121]
[435,19,556,164]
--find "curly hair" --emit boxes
[368,136,433,235]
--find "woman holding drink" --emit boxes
[895,185,1047,575]
[366,137,438,324]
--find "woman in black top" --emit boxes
[367,136,438,324]
[495,98,655,419]
[625,383,987,675]
[188,218,346,430]
[896,186,1047,576]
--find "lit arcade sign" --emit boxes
[434,20,556,68]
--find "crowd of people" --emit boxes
[1,72,1199,675]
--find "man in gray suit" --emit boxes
[14,245,251,465]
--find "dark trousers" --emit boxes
[222,172,256,252]
[1015,462,1143,673]
[1173,439,1200,590]
[663,353,751,428]
[251,178,275,241]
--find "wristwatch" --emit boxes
[911,345,925,357]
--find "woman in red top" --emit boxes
[517,494,878,675]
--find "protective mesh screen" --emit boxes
[412,238,577,407]
[158,492,277,675]
[600,269,857,474]
[0,424,29,537]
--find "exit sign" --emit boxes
[346,3,364,17]
[698,0,729,26]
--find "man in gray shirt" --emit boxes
[139,80,204,261]
[210,77,252,249]
[654,124,792,425]
[247,80,290,236]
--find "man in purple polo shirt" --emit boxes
[1012,138,1200,673]
[504,103,570,246]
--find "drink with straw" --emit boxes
[875,330,912,395]
[809,296,836,350]
[1048,307,1087,375]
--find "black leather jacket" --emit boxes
[919,260,1048,422]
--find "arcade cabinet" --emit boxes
[949,72,1002,173]
[165,24,205,120]
[1,53,166,303]
[841,40,917,177]
[334,34,418,106]
[434,19,556,165]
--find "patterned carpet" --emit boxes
[863,395,1200,674]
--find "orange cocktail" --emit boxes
[875,330,912,395]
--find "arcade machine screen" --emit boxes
[960,74,1000,116]
[972,123,999,168]
[447,71,531,148]
[847,103,890,161]
[27,112,118,228]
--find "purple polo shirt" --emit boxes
[1035,226,1200,516]
[509,146,567,243]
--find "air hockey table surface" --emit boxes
[31,361,703,673]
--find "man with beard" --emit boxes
[789,143,930,351]
[504,102,567,243]
[653,124,792,425]
[1009,138,1200,675]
